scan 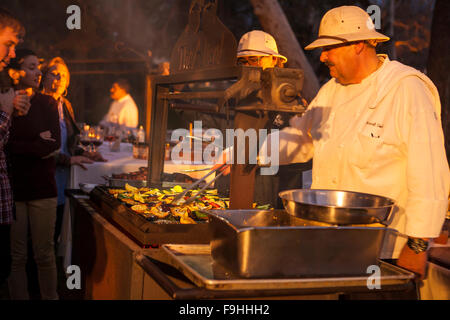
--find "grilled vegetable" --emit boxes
[109,184,270,224]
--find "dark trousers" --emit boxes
[0,224,11,285]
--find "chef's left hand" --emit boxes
[396,240,428,279]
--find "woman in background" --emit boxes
[7,49,60,300]
[41,57,106,245]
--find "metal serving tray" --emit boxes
[160,244,414,291]
[206,209,395,278]
[89,186,211,246]
[102,173,197,189]
[102,176,148,188]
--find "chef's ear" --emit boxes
[365,39,378,48]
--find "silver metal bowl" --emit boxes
[279,189,395,225]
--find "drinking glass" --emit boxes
[79,125,92,151]
[90,127,104,153]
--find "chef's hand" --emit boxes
[70,155,94,170]
[396,238,429,280]
[83,150,107,162]
[13,90,31,116]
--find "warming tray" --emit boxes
[206,209,395,278]
[89,186,211,246]
[102,172,198,189]
[160,244,415,291]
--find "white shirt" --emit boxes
[103,94,139,128]
[261,55,450,258]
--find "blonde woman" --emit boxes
[41,57,104,244]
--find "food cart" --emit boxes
[67,190,417,300]
[67,0,420,300]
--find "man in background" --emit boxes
[213,30,310,208]
[100,78,139,129]
[0,7,29,290]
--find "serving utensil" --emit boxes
[170,163,229,205]
[180,167,213,173]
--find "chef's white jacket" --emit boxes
[103,94,139,128]
[261,55,449,258]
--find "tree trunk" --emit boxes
[389,0,396,60]
[427,0,450,161]
[249,0,320,102]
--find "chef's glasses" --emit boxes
[237,56,262,66]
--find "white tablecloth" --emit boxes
[70,143,143,188]
[70,143,215,188]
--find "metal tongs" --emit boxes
[170,163,229,205]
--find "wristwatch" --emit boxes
[407,237,429,254]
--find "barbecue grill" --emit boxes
[144,0,307,209]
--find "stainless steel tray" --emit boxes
[89,186,211,246]
[161,244,415,291]
[206,209,395,278]
[102,176,194,189]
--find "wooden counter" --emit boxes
[67,190,418,300]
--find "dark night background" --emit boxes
[1,0,446,157]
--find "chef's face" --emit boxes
[110,82,126,100]
[0,27,19,71]
[43,63,69,98]
[18,55,42,89]
[320,42,359,85]
[237,55,278,70]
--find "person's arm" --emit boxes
[0,110,11,149]
[0,90,14,147]
[101,101,117,127]
[54,152,71,166]
[0,89,14,115]
[9,97,61,158]
[395,77,450,278]
[399,77,449,239]
[257,103,316,167]
[0,89,30,147]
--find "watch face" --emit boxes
[270,112,290,129]
[407,238,429,254]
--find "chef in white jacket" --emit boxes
[101,78,139,129]
[260,6,449,278]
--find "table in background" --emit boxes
[70,143,215,188]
